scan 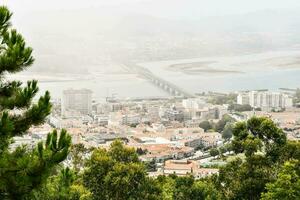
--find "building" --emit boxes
[237,93,250,105]
[62,89,92,117]
[122,114,141,126]
[163,160,218,179]
[96,103,111,114]
[151,123,166,132]
[138,144,194,163]
[83,133,128,146]
[94,115,109,126]
[147,105,160,122]
[182,98,206,109]
[184,118,202,128]
[164,109,184,122]
[167,128,221,148]
[200,132,222,147]
[164,160,198,176]
[191,106,227,121]
[237,91,293,111]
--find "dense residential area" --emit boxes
[8,85,300,199]
[1,2,300,200]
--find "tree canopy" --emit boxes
[83,140,161,200]
[213,117,299,200]
[0,6,72,199]
[261,160,300,200]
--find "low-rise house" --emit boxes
[166,128,221,148]
[139,144,194,163]
[200,132,222,147]
[163,160,218,179]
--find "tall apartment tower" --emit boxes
[237,91,293,111]
[61,89,92,117]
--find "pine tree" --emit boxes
[0,6,71,199]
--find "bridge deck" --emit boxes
[125,63,194,98]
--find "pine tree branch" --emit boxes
[0,130,72,199]
[8,91,52,137]
[0,29,34,75]
[0,80,39,110]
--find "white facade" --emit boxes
[237,91,293,110]
[94,115,109,126]
[122,114,141,125]
[62,89,92,117]
[237,93,250,105]
[182,98,206,109]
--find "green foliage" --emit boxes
[190,180,221,200]
[280,141,300,161]
[207,93,237,105]
[156,175,221,200]
[0,6,72,199]
[200,115,235,134]
[228,104,252,112]
[210,148,219,157]
[214,115,235,133]
[136,147,147,155]
[261,160,300,200]
[0,6,51,153]
[1,6,299,200]
[83,140,161,200]
[217,155,275,200]
[231,117,286,160]
[0,6,51,151]
[222,123,233,140]
[0,130,72,199]
[173,176,195,199]
[195,142,205,151]
[215,117,289,200]
[69,143,89,172]
[145,159,157,172]
[219,146,226,155]
[30,168,91,200]
[199,120,213,131]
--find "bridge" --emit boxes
[124,62,195,98]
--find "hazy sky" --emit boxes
[2,0,300,19]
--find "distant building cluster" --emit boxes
[12,89,300,179]
[42,92,232,178]
[61,89,92,117]
[237,91,293,111]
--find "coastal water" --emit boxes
[29,74,168,102]
[139,50,300,94]
[9,50,300,101]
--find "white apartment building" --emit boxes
[94,115,109,126]
[122,114,141,126]
[182,98,206,109]
[62,89,92,117]
[191,105,228,120]
[237,91,293,110]
[237,93,250,105]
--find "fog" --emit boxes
[2,0,300,98]
[3,0,300,18]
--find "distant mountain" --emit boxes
[12,8,300,73]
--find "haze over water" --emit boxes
[3,0,300,100]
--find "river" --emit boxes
[8,50,300,101]
[138,50,300,94]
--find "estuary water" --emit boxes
[9,50,300,101]
[139,50,300,94]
